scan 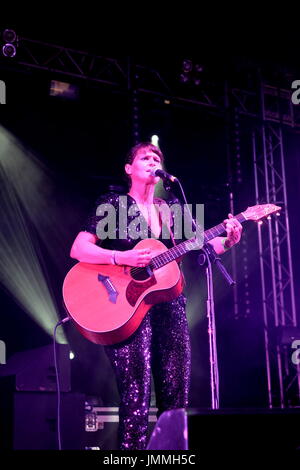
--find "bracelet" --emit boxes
[221,237,230,251]
[111,250,117,265]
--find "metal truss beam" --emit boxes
[2,33,300,409]
[252,118,299,408]
[7,37,129,88]
[1,35,299,128]
[229,85,300,128]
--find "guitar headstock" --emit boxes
[242,204,281,221]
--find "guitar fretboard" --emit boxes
[150,213,246,270]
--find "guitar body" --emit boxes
[63,203,280,346]
[63,238,184,345]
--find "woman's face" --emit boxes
[125,147,162,185]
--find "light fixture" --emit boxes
[49,80,79,100]
[3,29,17,43]
[2,43,16,58]
[180,59,204,86]
[180,73,189,83]
[1,29,17,58]
[194,64,203,73]
[151,135,159,147]
[182,59,193,73]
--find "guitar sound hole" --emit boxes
[130,266,152,281]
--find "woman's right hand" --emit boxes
[115,248,152,267]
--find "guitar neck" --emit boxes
[150,212,247,270]
[204,212,246,243]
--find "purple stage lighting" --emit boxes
[2,29,17,43]
[2,43,16,58]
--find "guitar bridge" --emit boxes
[98,274,118,304]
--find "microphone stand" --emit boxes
[198,243,235,410]
[163,175,235,410]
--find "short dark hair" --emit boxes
[125,142,164,165]
[124,142,164,188]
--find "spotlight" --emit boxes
[180,73,189,83]
[2,43,16,58]
[194,64,203,73]
[3,29,17,43]
[49,80,79,100]
[151,135,159,146]
[180,59,204,86]
[182,59,193,73]
[1,29,17,58]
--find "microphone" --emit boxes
[150,169,178,183]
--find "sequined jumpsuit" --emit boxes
[84,193,191,450]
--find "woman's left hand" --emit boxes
[223,213,243,248]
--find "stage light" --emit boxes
[2,29,17,43]
[1,29,17,58]
[180,59,204,86]
[49,80,79,100]
[180,73,189,83]
[69,351,75,360]
[0,125,68,344]
[194,64,203,73]
[2,43,16,58]
[182,59,193,73]
[151,135,159,147]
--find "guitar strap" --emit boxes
[155,198,186,291]
[168,217,176,247]
[154,197,176,247]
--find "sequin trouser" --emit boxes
[104,294,191,450]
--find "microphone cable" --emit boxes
[153,168,200,238]
[53,316,70,450]
[176,178,203,241]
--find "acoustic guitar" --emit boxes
[62,204,280,345]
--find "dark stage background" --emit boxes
[1,21,300,446]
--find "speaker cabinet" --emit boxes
[0,344,71,392]
[13,392,85,449]
[147,408,300,452]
